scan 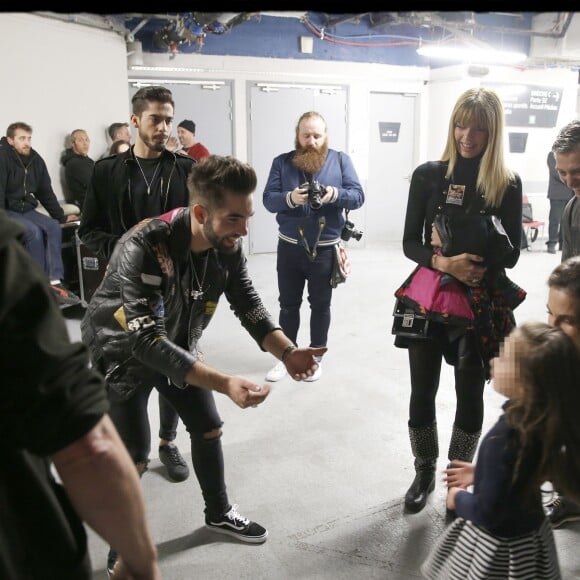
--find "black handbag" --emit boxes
[433,213,514,267]
[330,242,350,288]
[391,297,430,339]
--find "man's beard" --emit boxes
[292,141,328,175]
[139,129,166,153]
[203,220,239,254]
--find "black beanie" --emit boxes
[178,120,196,134]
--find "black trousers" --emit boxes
[107,373,229,517]
[276,240,334,348]
[158,393,180,441]
[407,328,486,433]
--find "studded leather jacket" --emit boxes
[81,207,279,400]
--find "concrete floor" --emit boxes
[64,234,580,579]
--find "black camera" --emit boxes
[341,220,363,242]
[306,180,325,210]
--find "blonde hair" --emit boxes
[441,87,515,208]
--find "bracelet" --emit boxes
[281,345,297,363]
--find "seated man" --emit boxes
[60,128,94,210]
[0,121,80,307]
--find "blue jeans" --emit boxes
[276,239,334,349]
[7,209,64,280]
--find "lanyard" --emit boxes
[298,216,326,262]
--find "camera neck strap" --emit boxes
[298,216,326,262]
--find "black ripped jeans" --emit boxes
[107,373,230,518]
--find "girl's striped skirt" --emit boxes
[421,516,560,579]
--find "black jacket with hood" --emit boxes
[78,146,195,260]
[60,147,94,210]
[0,136,65,222]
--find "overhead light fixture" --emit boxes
[130,65,206,73]
[417,45,527,65]
[256,83,343,92]
[130,79,226,88]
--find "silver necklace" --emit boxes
[190,251,209,300]
[135,156,161,195]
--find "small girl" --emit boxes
[421,321,580,579]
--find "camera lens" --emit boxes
[309,196,322,210]
[307,181,324,210]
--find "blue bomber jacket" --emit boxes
[81,207,279,400]
[263,149,365,248]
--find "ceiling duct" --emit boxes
[529,13,580,65]
[127,40,144,67]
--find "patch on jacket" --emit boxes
[151,242,174,277]
[127,315,155,332]
[141,273,162,286]
[245,304,271,324]
[114,306,128,330]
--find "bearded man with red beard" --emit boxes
[263,111,365,382]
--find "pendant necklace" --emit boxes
[190,251,209,300]
[135,156,161,195]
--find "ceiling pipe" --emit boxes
[442,12,574,39]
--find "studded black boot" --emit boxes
[448,424,481,464]
[404,422,438,513]
[446,424,481,519]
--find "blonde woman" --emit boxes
[397,87,523,513]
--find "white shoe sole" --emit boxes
[205,524,269,543]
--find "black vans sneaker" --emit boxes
[205,504,268,543]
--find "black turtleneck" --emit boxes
[403,156,522,270]
[447,153,483,211]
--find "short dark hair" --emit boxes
[131,86,175,116]
[107,122,129,141]
[552,119,580,155]
[6,122,32,138]
[548,256,580,319]
[187,155,257,210]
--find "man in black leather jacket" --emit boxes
[79,86,195,491]
[81,155,325,557]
